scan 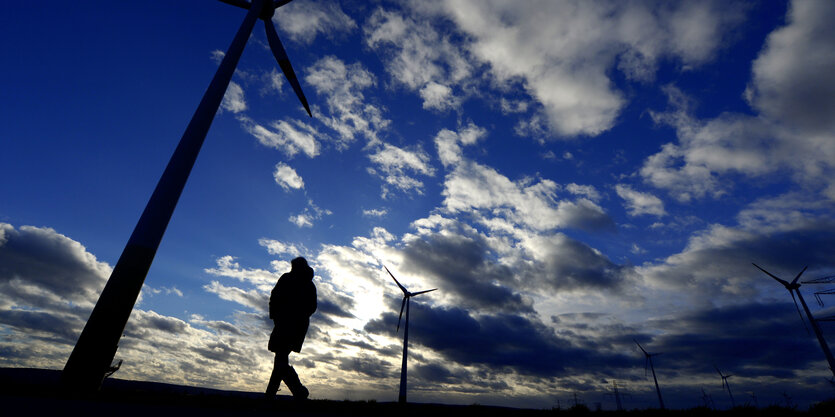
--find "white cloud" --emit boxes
[430,0,742,137]
[365,7,474,112]
[258,238,301,257]
[262,68,283,95]
[210,49,225,64]
[435,122,487,168]
[637,193,835,300]
[305,56,389,147]
[419,82,458,111]
[565,183,602,202]
[141,285,183,299]
[288,199,332,228]
[274,0,356,45]
[615,184,666,217]
[745,0,835,135]
[204,255,279,291]
[289,213,314,228]
[221,81,247,114]
[442,161,613,232]
[368,142,435,197]
[363,208,388,218]
[500,98,529,114]
[240,116,321,158]
[203,281,266,312]
[272,162,304,191]
[639,3,835,202]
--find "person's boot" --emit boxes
[264,368,284,398]
[282,366,309,400]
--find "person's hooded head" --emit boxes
[291,256,314,280]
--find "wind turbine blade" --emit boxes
[396,296,407,333]
[714,365,723,377]
[634,339,648,355]
[644,357,649,378]
[218,0,252,10]
[752,263,790,286]
[264,20,312,117]
[791,266,808,285]
[790,290,811,336]
[411,288,437,296]
[274,0,293,8]
[384,266,409,295]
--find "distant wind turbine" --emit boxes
[715,365,735,408]
[634,339,665,409]
[701,388,714,409]
[62,0,312,392]
[385,266,436,404]
[753,263,835,378]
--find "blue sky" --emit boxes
[2,0,835,410]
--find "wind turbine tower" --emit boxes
[701,388,714,409]
[634,339,665,409]
[753,263,835,378]
[62,0,311,392]
[715,366,735,408]
[610,380,625,411]
[385,266,436,404]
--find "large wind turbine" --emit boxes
[62,0,311,392]
[753,263,835,378]
[634,339,665,409]
[715,366,735,408]
[385,266,436,404]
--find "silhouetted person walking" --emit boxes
[266,257,317,399]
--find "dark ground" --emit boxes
[2,368,833,417]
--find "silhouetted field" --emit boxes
[2,368,833,417]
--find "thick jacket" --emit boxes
[268,266,317,353]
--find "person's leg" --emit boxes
[265,350,289,397]
[282,363,309,400]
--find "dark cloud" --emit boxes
[747,0,835,134]
[0,224,114,363]
[317,289,356,319]
[0,223,108,309]
[558,200,617,232]
[200,320,246,337]
[192,340,250,365]
[647,301,825,379]
[338,353,395,379]
[129,311,189,335]
[644,219,835,298]
[401,231,534,313]
[522,233,626,291]
[365,303,632,378]
[0,309,81,344]
[412,363,458,384]
[336,337,400,358]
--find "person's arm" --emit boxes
[308,283,317,317]
[269,277,283,320]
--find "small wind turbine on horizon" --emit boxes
[62,0,312,392]
[753,263,835,378]
[715,365,735,408]
[384,266,436,404]
[701,388,715,409]
[634,339,665,409]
